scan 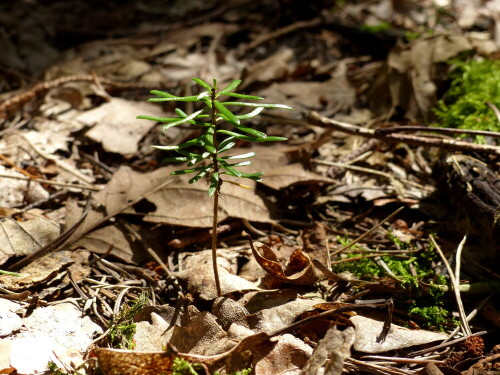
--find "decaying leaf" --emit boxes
[350,315,447,353]
[0,250,89,292]
[249,239,319,285]
[0,214,60,266]
[254,334,312,375]
[143,175,273,227]
[79,98,165,155]
[301,326,355,375]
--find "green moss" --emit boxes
[433,59,500,137]
[173,358,201,375]
[409,305,458,331]
[405,31,421,41]
[359,21,391,34]
[332,233,439,288]
[108,292,149,350]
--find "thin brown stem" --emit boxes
[210,86,222,297]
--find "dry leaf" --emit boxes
[143,176,272,227]
[79,98,165,155]
[254,334,312,375]
[351,315,447,353]
[301,326,355,375]
[250,241,319,285]
[0,214,60,266]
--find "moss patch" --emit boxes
[433,59,500,137]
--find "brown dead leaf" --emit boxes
[258,76,356,113]
[301,222,329,271]
[249,240,318,285]
[176,265,259,301]
[143,175,272,227]
[169,306,234,356]
[78,98,165,155]
[350,315,447,353]
[241,48,294,90]
[0,250,89,292]
[301,326,355,375]
[0,214,60,266]
[70,225,138,264]
[372,33,472,121]
[254,334,312,375]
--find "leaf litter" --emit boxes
[0,1,499,374]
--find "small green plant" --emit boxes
[172,357,202,375]
[138,78,292,296]
[108,292,149,349]
[409,305,458,331]
[433,59,500,139]
[359,21,391,34]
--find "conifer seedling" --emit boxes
[138,78,292,296]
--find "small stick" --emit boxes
[429,235,471,337]
[0,172,101,191]
[331,206,404,257]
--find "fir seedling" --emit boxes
[138,78,292,296]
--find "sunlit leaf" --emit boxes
[236,107,265,119]
[153,136,204,150]
[214,100,240,125]
[192,78,213,91]
[221,152,256,159]
[232,124,267,138]
[223,102,293,110]
[219,79,241,94]
[175,108,187,117]
[217,130,287,142]
[197,91,210,100]
[161,110,204,130]
[170,165,210,175]
[223,92,264,100]
[218,159,241,177]
[149,95,200,102]
[208,172,219,196]
[235,171,264,181]
[136,115,179,122]
[161,156,189,162]
[150,90,176,98]
[218,139,236,153]
[189,165,212,183]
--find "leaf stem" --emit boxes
[210,86,222,297]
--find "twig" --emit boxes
[375,125,500,138]
[313,159,432,191]
[331,206,404,257]
[360,356,445,365]
[307,110,500,155]
[443,292,494,344]
[408,331,487,357]
[0,172,101,191]
[429,235,471,337]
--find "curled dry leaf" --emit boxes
[248,239,318,285]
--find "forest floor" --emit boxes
[0,1,499,374]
